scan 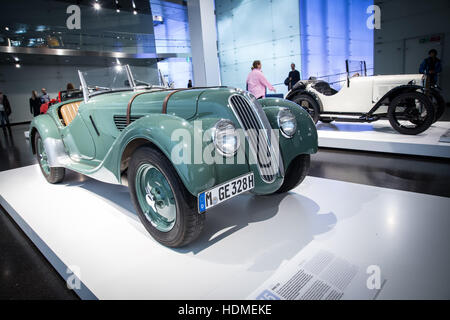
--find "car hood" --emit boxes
[89,89,207,120]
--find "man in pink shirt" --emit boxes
[246,60,276,99]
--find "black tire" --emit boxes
[320,118,334,124]
[128,145,205,247]
[274,154,310,194]
[34,132,65,184]
[292,94,320,123]
[430,90,446,122]
[388,92,435,135]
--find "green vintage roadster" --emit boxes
[30,65,318,247]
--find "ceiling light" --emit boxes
[13,57,19,62]
[15,64,21,68]
[5,26,9,31]
[93,1,101,10]
[133,9,137,15]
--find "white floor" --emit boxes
[0,165,449,300]
[317,120,450,158]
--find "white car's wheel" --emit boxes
[429,90,446,122]
[292,94,320,123]
[388,92,435,135]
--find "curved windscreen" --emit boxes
[78,65,166,101]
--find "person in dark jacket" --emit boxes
[187,80,193,88]
[30,90,41,117]
[0,91,12,132]
[40,88,50,104]
[419,49,442,87]
[285,63,301,90]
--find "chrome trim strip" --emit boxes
[228,94,280,183]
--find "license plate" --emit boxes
[198,173,254,213]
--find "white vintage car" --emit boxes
[286,62,445,135]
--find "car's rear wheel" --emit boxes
[34,132,65,183]
[429,89,446,122]
[273,154,310,194]
[128,145,205,247]
[292,94,320,123]
[388,92,435,135]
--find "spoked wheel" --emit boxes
[128,146,205,247]
[388,92,435,135]
[34,132,65,183]
[293,94,320,123]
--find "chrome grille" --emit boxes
[229,94,279,183]
[113,115,143,131]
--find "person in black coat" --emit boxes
[285,63,301,90]
[0,91,12,132]
[30,90,41,117]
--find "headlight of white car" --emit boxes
[213,119,240,157]
[277,108,297,138]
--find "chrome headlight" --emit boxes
[277,108,297,138]
[213,119,240,157]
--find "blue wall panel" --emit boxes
[216,0,374,94]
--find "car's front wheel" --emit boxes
[273,154,310,194]
[388,92,435,135]
[34,132,65,184]
[292,94,320,123]
[128,145,205,247]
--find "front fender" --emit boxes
[104,114,249,197]
[260,98,318,170]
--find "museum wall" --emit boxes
[151,0,193,87]
[374,0,450,101]
[300,0,374,88]
[215,0,302,95]
[215,0,374,95]
[0,0,160,124]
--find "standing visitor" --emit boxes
[285,63,301,90]
[0,90,12,133]
[187,80,193,88]
[419,49,442,88]
[29,90,41,117]
[246,60,276,99]
[40,88,50,104]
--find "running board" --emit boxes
[320,116,380,123]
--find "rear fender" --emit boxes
[369,85,424,114]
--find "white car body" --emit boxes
[299,74,424,114]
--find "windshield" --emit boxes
[78,65,165,101]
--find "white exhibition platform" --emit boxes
[1,165,449,300]
[317,120,450,158]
